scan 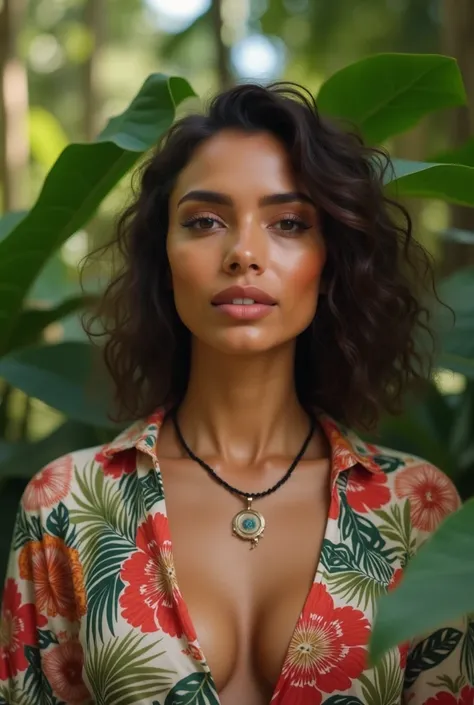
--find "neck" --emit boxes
[175,339,314,465]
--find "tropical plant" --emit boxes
[1,52,474,657]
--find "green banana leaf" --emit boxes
[0,342,118,428]
[370,499,474,663]
[317,54,466,144]
[0,74,195,354]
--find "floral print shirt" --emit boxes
[0,408,472,705]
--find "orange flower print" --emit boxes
[22,455,73,512]
[120,513,196,640]
[394,464,459,533]
[19,536,86,621]
[43,639,91,704]
[0,579,47,679]
[277,583,370,704]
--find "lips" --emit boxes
[211,286,277,306]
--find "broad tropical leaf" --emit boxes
[436,268,474,379]
[387,159,474,208]
[317,54,466,144]
[0,212,27,241]
[0,419,106,482]
[324,697,365,705]
[430,137,474,168]
[0,74,195,352]
[86,630,175,705]
[404,628,464,688]
[164,672,219,705]
[370,499,474,662]
[5,295,96,354]
[0,342,118,428]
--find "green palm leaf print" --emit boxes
[339,494,395,582]
[461,618,474,685]
[164,672,219,705]
[359,650,404,705]
[70,463,137,643]
[86,630,176,705]
[405,628,464,688]
[374,501,416,563]
[324,569,387,612]
[321,539,391,611]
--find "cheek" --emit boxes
[284,245,326,306]
[167,241,208,293]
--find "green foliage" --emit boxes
[163,673,219,705]
[388,160,474,207]
[317,54,466,144]
[370,499,474,662]
[1,51,474,665]
[0,74,195,355]
[85,630,175,705]
[0,342,116,428]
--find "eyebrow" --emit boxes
[177,190,315,208]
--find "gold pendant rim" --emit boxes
[232,508,265,542]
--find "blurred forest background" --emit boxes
[1,0,474,583]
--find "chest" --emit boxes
[159,456,331,702]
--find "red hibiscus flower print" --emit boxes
[346,467,390,513]
[120,513,196,640]
[424,685,474,705]
[19,536,87,621]
[329,466,390,520]
[278,583,370,703]
[0,578,46,679]
[394,464,459,533]
[95,448,136,479]
[43,639,91,704]
[22,455,73,512]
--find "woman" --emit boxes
[0,83,470,705]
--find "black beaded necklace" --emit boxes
[171,409,316,549]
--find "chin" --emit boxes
[209,328,289,355]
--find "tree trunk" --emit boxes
[0,0,29,211]
[211,0,232,90]
[82,0,106,141]
[440,0,474,276]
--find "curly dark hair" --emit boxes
[83,81,436,431]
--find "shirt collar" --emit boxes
[100,408,384,479]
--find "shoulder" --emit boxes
[19,437,140,519]
[360,441,461,540]
[18,412,163,520]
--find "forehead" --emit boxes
[171,130,298,200]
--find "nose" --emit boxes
[222,222,267,276]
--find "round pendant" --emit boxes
[232,497,265,549]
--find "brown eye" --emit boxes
[196,217,216,230]
[271,217,310,235]
[181,216,224,231]
[280,219,299,231]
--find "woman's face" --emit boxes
[167,129,326,355]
